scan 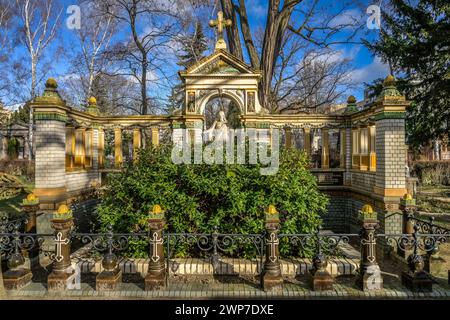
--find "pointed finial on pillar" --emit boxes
[87,96,99,115]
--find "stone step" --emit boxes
[71,257,359,277]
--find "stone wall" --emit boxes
[34,120,66,191]
[66,171,100,192]
[350,171,376,194]
[375,118,406,190]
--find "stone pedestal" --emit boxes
[356,265,383,291]
[96,242,122,291]
[48,268,76,291]
[309,269,334,291]
[47,214,75,291]
[401,271,433,292]
[356,208,383,291]
[3,268,33,290]
[145,207,166,291]
[309,255,334,291]
[96,269,122,291]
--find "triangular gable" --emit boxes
[181,50,257,75]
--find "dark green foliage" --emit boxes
[364,0,450,148]
[96,144,328,258]
[7,138,18,159]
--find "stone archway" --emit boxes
[199,90,244,117]
[202,92,243,129]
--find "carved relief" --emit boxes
[187,92,196,113]
[247,91,255,113]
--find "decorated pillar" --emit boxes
[374,75,409,199]
[284,127,292,149]
[98,128,105,169]
[31,78,68,240]
[339,128,346,169]
[47,205,76,291]
[303,127,311,156]
[261,205,283,291]
[133,128,141,162]
[22,193,40,233]
[114,128,123,168]
[356,204,383,290]
[321,128,329,169]
[373,75,410,245]
[369,125,376,171]
[151,127,159,147]
[145,205,166,290]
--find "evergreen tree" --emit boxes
[364,0,450,148]
[168,21,208,112]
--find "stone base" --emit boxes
[47,269,76,291]
[96,269,122,291]
[144,273,165,291]
[309,269,334,291]
[401,271,433,292]
[356,269,383,291]
[3,269,33,290]
[261,274,283,292]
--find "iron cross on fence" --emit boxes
[54,232,70,262]
[267,232,279,263]
[361,232,376,263]
[150,232,163,262]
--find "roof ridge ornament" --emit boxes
[209,11,232,52]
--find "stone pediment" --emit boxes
[180,50,258,76]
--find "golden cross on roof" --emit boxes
[209,11,232,51]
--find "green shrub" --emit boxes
[96,144,329,258]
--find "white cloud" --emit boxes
[329,9,364,28]
[350,56,390,84]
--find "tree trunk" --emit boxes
[141,55,148,115]
[28,58,36,160]
[220,0,243,60]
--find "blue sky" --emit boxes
[9,0,389,107]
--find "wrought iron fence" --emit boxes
[1,222,450,291]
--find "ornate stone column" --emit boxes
[98,128,105,169]
[356,204,383,290]
[31,78,68,241]
[22,193,39,233]
[321,128,329,169]
[145,205,166,290]
[303,127,311,156]
[152,127,159,147]
[132,128,141,163]
[284,127,292,149]
[114,128,123,168]
[261,205,283,291]
[47,205,76,291]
